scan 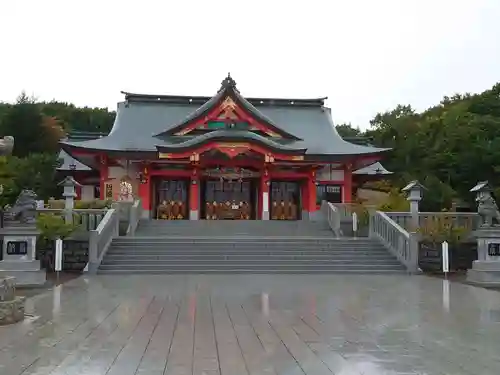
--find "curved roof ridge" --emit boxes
[323,111,390,155]
[155,74,302,140]
[156,130,306,154]
[121,91,327,107]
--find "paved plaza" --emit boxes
[1,275,500,375]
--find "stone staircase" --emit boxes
[97,220,406,274]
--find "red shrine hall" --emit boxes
[60,75,389,220]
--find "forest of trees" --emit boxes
[1,83,500,211]
[336,83,500,210]
[0,93,115,205]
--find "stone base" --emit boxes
[0,296,25,325]
[189,210,199,220]
[467,260,500,287]
[0,270,46,286]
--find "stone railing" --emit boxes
[370,211,419,272]
[386,211,479,232]
[321,201,341,237]
[126,199,142,236]
[332,203,356,223]
[36,208,107,231]
[87,208,119,273]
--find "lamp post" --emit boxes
[58,176,82,224]
[402,180,426,231]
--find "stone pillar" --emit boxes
[58,176,81,224]
[189,169,199,220]
[402,180,425,231]
[261,169,270,220]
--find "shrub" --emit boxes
[416,215,468,245]
[36,212,80,246]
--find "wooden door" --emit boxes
[155,180,188,219]
[270,181,300,220]
[202,180,254,219]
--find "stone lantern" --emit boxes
[467,181,500,286]
[58,176,81,224]
[402,180,425,231]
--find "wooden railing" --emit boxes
[36,208,107,231]
[321,201,340,237]
[370,211,418,272]
[126,199,142,236]
[385,212,479,232]
[87,208,119,273]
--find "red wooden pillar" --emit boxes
[99,155,108,200]
[343,163,353,203]
[138,164,151,213]
[307,171,317,213]
[260,168,270,220]
[189,168,199,220]
[301,180,309,215]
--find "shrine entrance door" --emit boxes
[270,181,300,220]
[201,179,256,219]
[154,179,189,220]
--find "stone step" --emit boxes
[98,263,405,271]
[101,259,402,266]
[111,237,369,243]
[102,255,398,264]
[105,250,392,256]
[97,268,406,274]
[99,220,403,274]
[108,243,386,249]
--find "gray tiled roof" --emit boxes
[353,161,392,175]
[157,130,306,153]
[57,149,92,171]
[61,95,389,158]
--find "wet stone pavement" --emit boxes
[1,275,500,375]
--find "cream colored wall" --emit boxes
[81,185,95,201]
[316,165,345,181]
[105,164,140,200]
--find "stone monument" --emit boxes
[467,181,500,286]
[0,189,46,286]
[0,276,25,325]
[0,136,14,156]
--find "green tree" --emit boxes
[0,93,62,157]
[336,123,362,138]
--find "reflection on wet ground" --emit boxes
[1,274,500,374]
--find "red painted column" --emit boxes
[301,180,309,214]
[260,168,270,220]
[189,168,199,220]
[138,164,151,212]
[343,164,353,203]
[99,155,108,200]
[307,171,317,213]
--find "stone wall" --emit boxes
[38,237,89,272]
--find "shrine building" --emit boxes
[59,74,390,220]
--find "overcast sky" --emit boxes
[1,0,499,129]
